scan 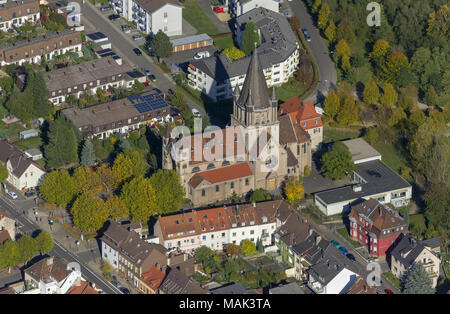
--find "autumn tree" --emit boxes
[336,18,355,44]
[284,177,304,205]
[369,39,390,60]
[363,79,380,105]
[317,3,331,30]
[105,195,129,221]
[380,83,398,108]
[388,107,407,127]
[426,5,450,47]
[382,52,410,85]
[323,89,340,121]
[73,167,102,195]
[424,85,439,107]
[112,150,148,184]
[321,142,355,180]
[225,243,241,257]
[335,39,351,72]
[336,95,358,125]
[35,231,54,255]
[96,163,120,194]
[241,239,257,256]
[39,169,78,206]
[312,0,321,13]
[121,177,158,222]
[289,16,300,32]
[149,169,185,214]
[324,20,336,42]
[71,193,109,233]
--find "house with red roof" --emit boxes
[139,265,167,294]
[278,97,323,150]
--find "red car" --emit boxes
[384,289,393,294]
[143,82,150,87]
[213,6,224,13]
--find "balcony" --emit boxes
[187,73,196,81]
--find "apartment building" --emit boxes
[112,0,183,36]
[61,90,171,139]
[0,0,40,32]
[44,56,133,104]
[154,200,292,253]
[187,7,298,102]
[0,29,82,66]
[229,0,279,17]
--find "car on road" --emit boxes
[213,6,224,13]
[7,191,18,199]
[133,48,142,56]
[339,246,347,253]
[192,108,202,118]
[302,28,312,42]
[148,74,157,82]
[132,34,144,41]
[384,289,393,294]
[168,88,175,95]
[108,14,120,21]
[111,280,121,288]
[99,6,111,12]
[120,287,131,294]
[331,240,340,248]
[141,67,151,76]
[346,253,356,261]
[193,51,210,60]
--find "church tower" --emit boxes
[230,48,278,129]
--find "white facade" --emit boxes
[25,268,81,294]
[230,0,279,17]
[5,161,45,191]
[308,268,357,294]
[102,241,119,270]
[0,11,40,32]
[113,0,182,36]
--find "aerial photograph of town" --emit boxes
[0,0,448,303]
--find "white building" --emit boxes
[188,7,298,102]
[111,0,183,36]
[0,0,40,32]
[229,0,279,17]
[308,266,358,294]
[0,140,45,191]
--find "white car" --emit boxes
[7,191,18,199]
[193,51,210,60]
[191,108,201,117]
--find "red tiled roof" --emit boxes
[195,206,231,232]
[141,265,166,291]
[188,162,253,188]
[67,280,99,294]
[278,97,322,130]
[158,211,201,241]
[0,229,11,244]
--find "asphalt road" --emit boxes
[0,195,121,294]
[286,0,337,103]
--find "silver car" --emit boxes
[132,34,144,41]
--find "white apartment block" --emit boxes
[229,0,279,17]
[111,0,183,36]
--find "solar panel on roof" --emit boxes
[100,52,116,57]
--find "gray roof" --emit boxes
[190,7,297,82]
[0,0,38,11]
[269,282,303,294]
[292,232,330,266]
[135,0,182,13]
[211,283,257,294]
[390,233,439,268]
[0,29,77,51]
[19,129,38,136]
[0,139,43,177]
[170,34,212,47]
[315,160,411,205]
[342,138,381,163]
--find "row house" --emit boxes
[348,199,408,257]
[0,0,40,32]
[0,29,82,66]
[112,0,183,36]
[61,90,171,139]
[0,208,15,244]
[44,56,133,105]
[101,221,168,288]
[154,200,292,254]
[187,8,299,102]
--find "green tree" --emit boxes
[388,107,407,127]
[221,47,246,60]
[382,52,410,85]
[105,195,129,221]
[380,83,398,108]
[71,193,109,233]
[323,90,340,121]
[424,85,439,107]
[195,246,214,265]
[423,184,450,232]
[149,169,185,214]
[17,235,38,264]
[35,231,54,255]
[121,177,158,222]
[39,169,78,206]
[402,262,435,294]
[73,166,102,195]
[312,0,322,13]
[336,18,355,44]
[363,79,380,105]
[249,189,271,203]
[241,239,257,256]
[80,140,96,167]
[44,116,79,168]
[0,163,8,182]
[317,3,331,30]
[321,142,355,180]
[29,71,51,118]
[0,240,21,272]
[336,95,358,125]
[324,20,336,42]
[149,30,173,61]
[241,21,260,56]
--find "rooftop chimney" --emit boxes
[47,257,54,266]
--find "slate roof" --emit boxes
[279,114,310,145]
[390,233,439,269]
[292,231,330,266]
[136,0,182,13]
[269,282,304,294]
[315,160,411,205]
[25,256,71,283]
[211,282,257,294]
[276,211,313,247]
[159,267,207,294]
[0,139,44,178]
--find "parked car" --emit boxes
[346,253,356,261]
[331,240,340,248]
[108,14,120,21]
[111,280,121,288]
[193,51,210,60]
[121,25,132,33]
[24,189,35,197]
[133,48,142,56]
[213,6,224,13]
[192,108,201,118]
[132,34,144,41]
[148,74,157,82]
[99,6,111,12]
[120,287,131,294]
[141,67,151,76]
[302,28,312,42]
[143,82,150,87]
[339,246,347,253]
[384,289,394,294]
[168,88,175,95]
[7,191,18,199]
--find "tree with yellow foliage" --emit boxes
[284,177,304,205]
[221,47,246,60]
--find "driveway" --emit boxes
[198,0,232,33]
[286,0,337,103]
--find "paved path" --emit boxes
[198,0,232,33]
[286,0,337,104]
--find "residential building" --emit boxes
[314,138,412,216]
[0,139,46,191]
[139,265,166,294]
[389,233,441,288]
[278,98,323,150]
[269,282,303,294]
[0,0,40,32]
[24,148,43,161]
[187,7,298,102]
[154,200,291,253]
[44,56,133,104]
[348,198,408,257]
[61,90,171,139]
[159,267,208,294]
[0,29,82,66]
[19,129,38,140]
[66,280,101,294]
[345,276,376,294]
[211,282,258,294]
[0,208,15,243]
[112,0,183,36]
[170,33,212,53]
[229,0,279,17]
[166,48,311,206]
[100,221,168,287]
[24,256,82,294]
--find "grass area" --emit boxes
[13,136,42,150]
[0,122,26,141]
[383,272,402,290]
[371,141,409,175]
[182,0,220,35]
[336,227,363,248]
[213,35,235,51]
[323,126,360,142]
[273,76,308,102]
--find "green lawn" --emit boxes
[213,35,235,51]
[383,272,402,290]
[371,142,408,175]
[183,0,220,35]
[13,136,42,150]
[323,127,360,142]
[0,122,26,141]
[273,76,308,102]
[336,227,362,248]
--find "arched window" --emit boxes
[207,163,215,170]
[192,167,200,173]
[222,160,230,167]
